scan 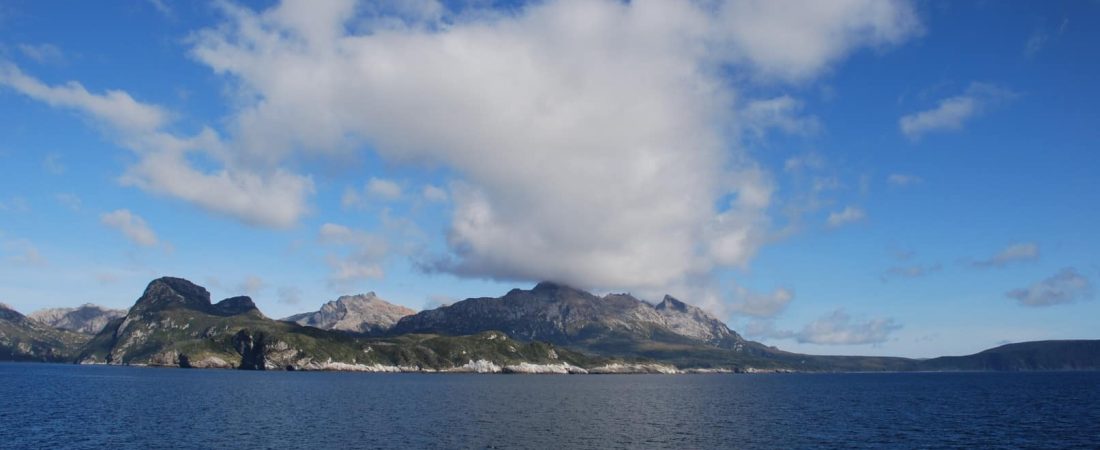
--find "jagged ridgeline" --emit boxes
[0,303,90,362]
[76,277,608,372]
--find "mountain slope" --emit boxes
[78,277,603,371]
[0,303,90,362]
[918,340,1100,371]
[29,304,126,334]
[390,282,925,371]
[283,293,415,334]
[392,282,744,352]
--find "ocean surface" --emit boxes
[1,363,1097,449]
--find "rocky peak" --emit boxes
[656,295,688,312]
[135,277,212,312]
[0,302,26,322]
[282,292,415,334]
[29,304,126,334]
[212,296,260,317]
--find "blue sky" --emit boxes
[1,0,1097,358]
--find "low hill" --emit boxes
[918,340,1100,371]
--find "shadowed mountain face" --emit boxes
[0,303,89,362]
[392,282,745,352]
[29,304,127,335]
[283,293,415,334]
[917,340,1100,371]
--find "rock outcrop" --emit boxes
[29,304,126,334]
[282,293,415,334]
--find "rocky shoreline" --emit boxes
[74,357,796,374]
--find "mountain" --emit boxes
[0,302,90,362]
[918,340,1100,371]
[390,282,926,371]
[392,282,745,352]
[29,304,126,334]
[78,277,605,371]
[282,293,415,334]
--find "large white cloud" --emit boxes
[187,0,918,293]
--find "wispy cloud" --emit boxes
[826,206,866,228]
[973,242,1039,268]
[881,263,941,281]
[2,237,46,266]
[319,223,388,287]
[100,209,160,247]
[1007,268,1092,307]
[17,43,64,65]
[796,309,901,345]
[887,173,922,187]
[741,95,821,139]
[745,309,902,345]
[898,82,1014,140]
[42,153,65,175]
[730,286,794,318]
[55,193,82,211]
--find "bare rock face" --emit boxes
[282,293,415,334]
[654,295,739,347]
[391,282,744,351]
[1,303,90,361]
[29,304,126,335]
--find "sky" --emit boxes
[0,0,1097,358]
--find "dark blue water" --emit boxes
[1,363,1097,449]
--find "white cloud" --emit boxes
[1024,30,1047,58]
[0,64,314,229]
[1006,268,1091,307]
[365,177,402,200]
[0,62,168,132]
[0,196,29,213]
[712,0,921,81]
[899,82,1014,140]
[236,275,267,296]
[55,193,82,211]
[826,205,865,227]
[730,286,794,318]
[319,223,388,286]
[422,185,448,203]
[100,209,159,247]
[740,95,820,139]
[42,153,65,175]
[277,286,303,305]
[146,0,172,17]
[17,43,64,65]
[881,263,941,280]
[887,173,922,187]
[973,242,1039,268]
[2,0,923,300]
[784,152,825,173]
[796,309,901,345]
[187,0,919,293]
[2,238,46,266]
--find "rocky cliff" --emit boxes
[0,302,90,362]
[29,304,126,334]
[282,293,415,334]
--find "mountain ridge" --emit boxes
[282,292,415,334]
[1,277,1098,373]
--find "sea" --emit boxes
[1,362,1097,449]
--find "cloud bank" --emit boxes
[1,0,921,298]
